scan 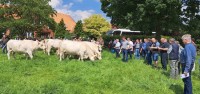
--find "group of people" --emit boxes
[109,37,144,61]
[110,34,196,94]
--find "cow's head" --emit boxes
[97,45,102,52]
[37,40,46,50]
[96,52,102,60]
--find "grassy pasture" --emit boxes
[0,50,199,94]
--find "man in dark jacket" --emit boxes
[159,38,170,71]
[146,38,152,65]
[167,38,179,79]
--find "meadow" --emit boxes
[0,49,199,94]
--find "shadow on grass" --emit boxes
[169,84,183,94]
[162,71,170,78]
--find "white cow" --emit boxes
[7,40,45,60]
[83,41,102,60]
[58,40,95,61]
[44,39,62,55]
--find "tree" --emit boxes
[100,0,187,38]
[55,18,70,39]
[0,0,56,37]
[74,20,84,37]
[182,0,200,37]
[83,14,111,38]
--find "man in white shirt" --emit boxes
[127,38,133,59]
[121,37,129,62]
[114,39,121,58]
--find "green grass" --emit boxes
[0,50,199,94]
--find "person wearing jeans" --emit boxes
[114,39,121,58]
[146,38,152,65]
[134,39,140,59]
[150,38,160,68]
[159,38,170,71]
[121,37,129,62]
[167,38,179,79]
[141,39,147,59]
[181,34,196,94]
[127,38,133,59]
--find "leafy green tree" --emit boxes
[55,18,71,39]
[0,0,56,37]
[83,14,111,38]
[100,0,190,38]
[74,20,84,37]
[182,0,200,37]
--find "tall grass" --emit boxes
[0,50,199,94]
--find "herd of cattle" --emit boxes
[6,39,102,61]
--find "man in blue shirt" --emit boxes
[141,39,147,59]
[150,38,160,68]
[146,38,152,65]
[181,34,196,94]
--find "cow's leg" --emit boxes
[89,56,95,61]
[79,52,84,62]
[97,53,102,60]
[44,47,46,54]
[47,46,51,56]
[13,52,16,59]
[27,51,33,59]
[62,53,65,59]
[78,54,81,60]
[56,49,59,56]
[7,50,11,60]
[59,52,63,61]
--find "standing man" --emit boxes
[127,38,133,59]
[111,39,117,53]
[141,39,147,59]
[121,37,129,62]
[114,39,121,58]
[167,38,179,79]
[181,34,196,94]
[135,39,141,59]
[150,38,160,68]
[159,38,170,70]
[146,38,152,65]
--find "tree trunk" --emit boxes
[155,26,161,41]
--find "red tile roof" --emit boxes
[52,13,76,33]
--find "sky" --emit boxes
[49,0,110,22]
